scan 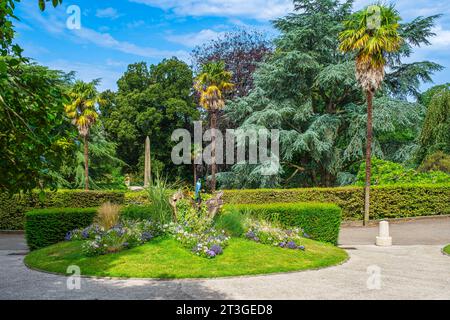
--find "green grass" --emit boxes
[444,244,450,255]
[25,237,348,279]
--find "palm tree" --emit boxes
[65,80,102,190]
[339,4,402,225]
[194,61,234,192]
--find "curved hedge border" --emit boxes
[224,203,342,245]
[25,208,97,250]
[2,184,449,230]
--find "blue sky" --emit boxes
[13,0,450,92]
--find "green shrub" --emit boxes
[356,158,450,185]
[25,208,97,250]
[214,208,247,237]
[224,203,342,245]
[419,151,450,174]
[146,176,178,223]
[223,184,450,221]
[124,190,149,205]
[3,184,450,231]
[120,205,159,221]
[0,190,124,230]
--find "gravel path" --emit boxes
[1,218,449,300]
[339,216,450,245]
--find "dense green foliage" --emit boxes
[145,175,177,223]
[25,207,97,250]
[224,203,342,244]
[2,0,447,193]
[222,184,450,220]
[419,83,450,107]
[0,0,75,194]
[0,59,77,193]
[120,205,157,221]
[356,158,450,185]
[2,183,449,230]
[416,87,450,163]
[220,0,441,188]
[100,59,200,182]
[25,237,348,278]
[58,124,126,190]
[0,190,124,230]
[214,208,247,237]
[418,152,450,174]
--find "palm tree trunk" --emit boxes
[83,135,89,191]
[364,90,373,226]
[211,110,217,193]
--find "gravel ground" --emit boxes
[1,218,449,300]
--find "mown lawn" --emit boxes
[25,237,348,279]
[444,244,450,255]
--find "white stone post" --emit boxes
[376,221,392,246]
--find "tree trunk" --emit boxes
[83,135,89,191]
[193,164,197,188]
[210,110,217,193]
[364,90,373,226]
[144,136,151,187]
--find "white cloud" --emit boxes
[44,59,123,92]
[106,58,128,67]
[70,27,188,59]
[96,7,121,19]
[353,0,450,22]
[19,1,188,60]
[430,26,450,48]
[129,0,294,20]
[126,20,146,29]
[166,29,224,47]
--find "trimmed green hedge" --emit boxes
[120,205,156,221]
[223,184,450,221]
[2,184,449,230]
[25,208,97,250]
[224,203,342,245]
[0,190,124,230]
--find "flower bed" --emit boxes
[25,237,348,279]
[244,219,306,251]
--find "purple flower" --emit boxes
[111,226,125,236]
[206,250,216,257]
[303,233,310,239]
[298,245,305,251]
[279,242,286,248]
[210,244,223,255]
[245,230,256,239]
[81,228,90,239]
[65,231,72,241]
[141,232,153,242]
[287,241,297,249]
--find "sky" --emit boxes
[13,0,450,92]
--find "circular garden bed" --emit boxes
[25,237,348,279]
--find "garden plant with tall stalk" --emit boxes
[194,61,234,192]
[65,80,103,190]
[339,4,402,225]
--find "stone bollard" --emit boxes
[376,221,392,246]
